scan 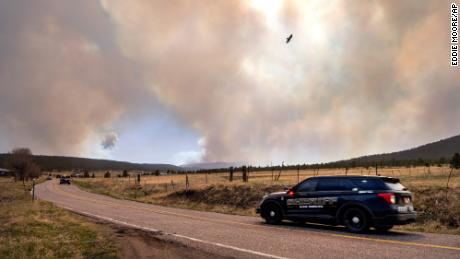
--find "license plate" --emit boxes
[398,205,413,213]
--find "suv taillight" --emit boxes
[377,193,396,204]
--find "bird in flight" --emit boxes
[286,34,293,43]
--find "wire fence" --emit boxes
[77,165,459,193]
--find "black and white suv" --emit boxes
[257,176,416,232]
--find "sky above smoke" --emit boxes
[0,0,459,165]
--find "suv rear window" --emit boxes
[351,178,406,191]
[382,178,407,191]
[351,179,386,190]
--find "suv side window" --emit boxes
[316,179,342,191]
[351,179,385,190]
[340,179,357,191]
[314,179,356,191]
[296,179,318,192]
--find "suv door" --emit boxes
[286,178,319,217]
[314,178,357,219]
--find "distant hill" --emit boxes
[0,154,182,172]
[184,135,460,170]
[2,134,458,172]
[327,134,460,167]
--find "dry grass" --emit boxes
[74,165,459,191]
[0,178,119,259]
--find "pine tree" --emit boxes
[451,153,460,169]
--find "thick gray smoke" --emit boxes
[100,0,460,163]
[0,0,154,156]
[1,0,459,164]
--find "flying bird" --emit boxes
[286,34,293,43]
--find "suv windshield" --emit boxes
[296,179,318,192]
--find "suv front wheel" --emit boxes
[262,203,283,225]
[342,207,370,233]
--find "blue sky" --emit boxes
[111,113,202,165]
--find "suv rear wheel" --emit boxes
[342,207,370,233]
[263,203,283,225]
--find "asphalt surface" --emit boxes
[36,180,460,259]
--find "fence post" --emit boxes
[276,163,283,181]
[297,165,300,183]
[446,168,454,199]
[205,172,208,185]
[271,167,274,184]
[185,173,190,191]
[229,167,234,182]
[32,178,35,201]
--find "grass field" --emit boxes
[0,178,120,259]
[75,165,459,191]
[73,166,460,235]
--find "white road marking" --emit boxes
[62,206,291,259]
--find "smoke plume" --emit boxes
[1,0,459,164]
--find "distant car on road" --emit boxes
[46,176,53,180]
[59,176,71,185]
[257,176,416,233]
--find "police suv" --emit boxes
[257,176,416,233]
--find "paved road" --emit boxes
[36,180,460,259]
